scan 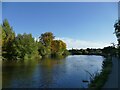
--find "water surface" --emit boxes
[2,55,104,88]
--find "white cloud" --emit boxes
[55,37,112,49]
[34,37,39,42]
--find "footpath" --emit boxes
[103,57,118,88]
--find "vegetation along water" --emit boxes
[1,19,119,89]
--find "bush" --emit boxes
[88,56,112,89]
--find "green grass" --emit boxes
[88,56,112,89]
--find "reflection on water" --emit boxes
[2,55,104,88]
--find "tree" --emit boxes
[39,32,55,57]
[102,46,117,57]
[38,42,47,57]
[114,20,120,57]
[39,32,55,47]
[114,20,120,44]
[1,19,69,60]
[51,40,67,56]
[2,19,15,60]
[2,26,6,46]
[13,33,39,60]
[38,32,68,57]
[0,26,2,58]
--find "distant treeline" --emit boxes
[69,46,117,57]
[69,19,120,57]
[69,48,102,55]
[1,19,70,60]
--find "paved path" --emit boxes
[103,57,118,88]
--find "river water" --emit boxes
[2,55,104,88]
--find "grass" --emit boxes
[88,56,112,89]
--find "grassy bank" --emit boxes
[88,56,112,89]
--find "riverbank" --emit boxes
[103,57,118,88]
[88,56,112,89]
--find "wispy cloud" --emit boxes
[55,37,111,49]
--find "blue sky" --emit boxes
[2,2,118,49]
[0,2,2,24]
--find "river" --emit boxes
[2,55,104,88]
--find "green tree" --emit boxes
[102,46,117,57]
[39,32,55,47]
[2,19,15,60]
[114,20,120,44]
[13,33,39,60]
[2,26,6,46]
[38,42,47,57]
[39,32,55,57]
[114,20,120,57]
[0,26,2,58]
[1,19,69,60]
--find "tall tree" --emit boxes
[114,20,120,57]
[0,26,2,58]
[38,42,47,57]
[39,32,55,57]
[51,40,66,56]
[13,33,39,60]
[114,20,120,44]
[39,32,55,47]
[2,19,15,60]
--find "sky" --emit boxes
[2,2,118,49]
[0,2,2,24]
[2,0,119,2]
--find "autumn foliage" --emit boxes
[1,19,69,60]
